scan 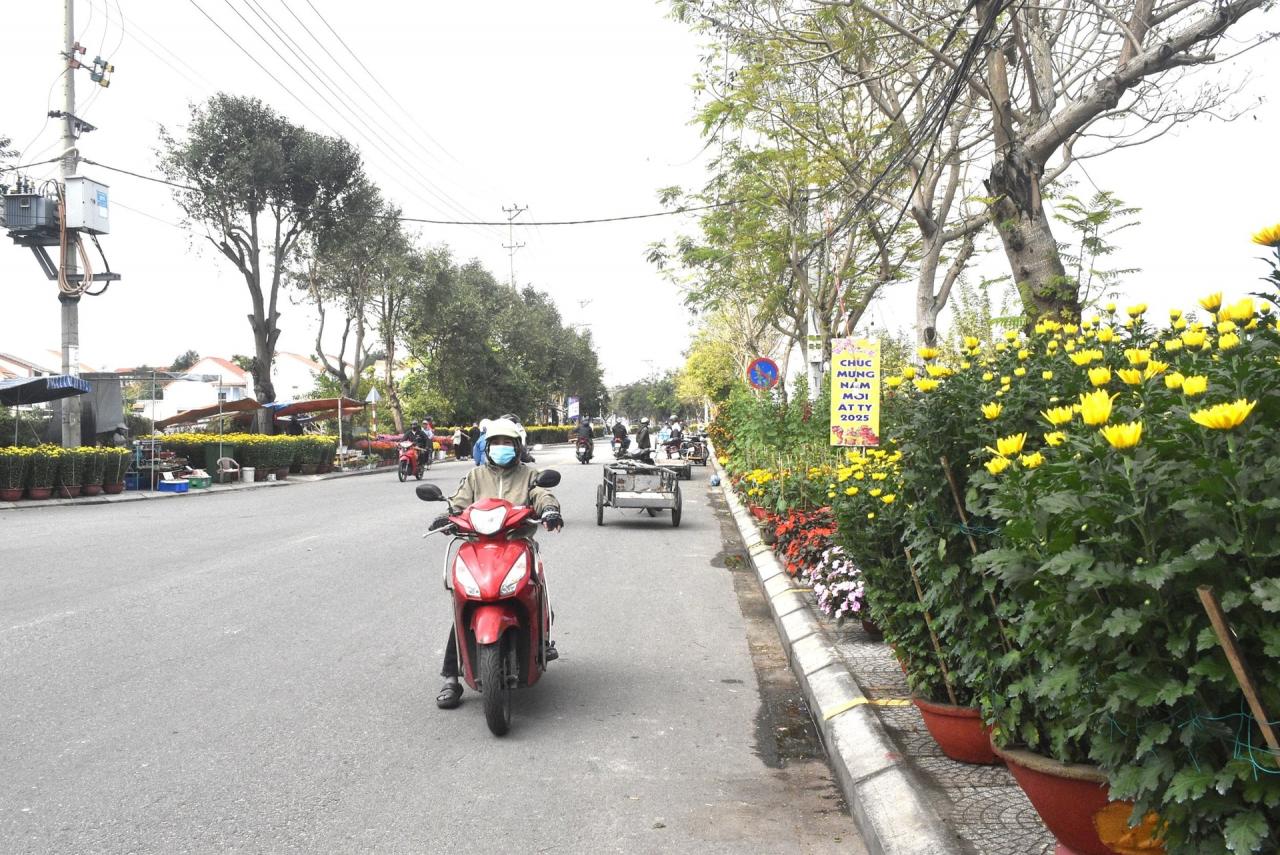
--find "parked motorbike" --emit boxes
[611,436,630,458]
[398,441,425,482]
[575,436,593,464]
[682,434,709,465]
[415,469,562,736]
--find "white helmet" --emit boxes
[479,418,492,433]
[641,417,650,425]
[485,418,522,443]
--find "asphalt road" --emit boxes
[0,445,861,854]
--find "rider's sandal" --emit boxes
[545,642,559,662]
[436,682,463,709]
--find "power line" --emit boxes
[77,157,744,225]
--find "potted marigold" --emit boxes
[0,447,30,501]
[102,447,131,493]
[55,446,89,498]
[81,448,108,496]
[27,445,59,499]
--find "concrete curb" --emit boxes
[712,457,963,855]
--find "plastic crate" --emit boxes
[156,480,189,493]
[186,476,211,489]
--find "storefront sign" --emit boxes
[829,338,880,447]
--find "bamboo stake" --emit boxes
[903,546,959,705]
[1197,585,1280,763]
[940,455,1011,652]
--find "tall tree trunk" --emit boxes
[985,145,1077,320]
[915,240,944,347]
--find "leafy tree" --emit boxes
[612,372,688,423]
[676,327,739,411]
[169,350,200,372]
[159,93,366,411]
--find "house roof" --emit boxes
[277,352,325,373]
[0,352,56,374]
[192,356,250,379]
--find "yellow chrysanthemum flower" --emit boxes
[1044,431,1066,447]
[1124,348,1150,366]
[869,488,883,497]
[1105,302,1117,313]
[844,486,859,496]
[1164,372,1185,390]
[881,494,896,504]
[960,361,971,370]
[981,372,994,382]
[1016,348,1030,361]
[1118,368,1144,385]
[1101,420,1143,450]
[1199,292,1223,312]
[1088,367,1112,387]
[1070,350,1096,366]
[1096,326,1115,343]
[993,432,1027,457]
[1000,375,1012,385]
[1181,329,1207,348]
[1019,451,1045,469]
[913,378,940,392]
[1143,360,1168,380]
[1216,320,1238,335]
[926,364,952,378]
[1042,370,1054,380]
[1004,329,1019,342]
[1173,318,1188,331]
[1189,398,1257,430]
[918,346,941,361]
[985,457,1012,476]
[886,376,904,389]
[981,402,1003,420]
[901,366,916,380]
[963,336,980,350]
[1125,304,1148,318]
[1169,308,1183,320]
[1222,298,1255,323]
[1042,405,1075,426]
[1163,339,1183,352]
[1218,332,1241,351]
[1181,375,1209,396]
[1251,223,1280,247]
[1079,389,1116,426]
[1014,367,1027,377]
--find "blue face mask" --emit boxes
[489,445,518,467]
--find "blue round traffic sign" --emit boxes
[747,357,780,390]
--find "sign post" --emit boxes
[829,338,881,447]
[746,357,780,391]
[567,396,580,421]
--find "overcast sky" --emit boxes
[2,2,1278,388]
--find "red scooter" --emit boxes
[398,441,425,482]
[415,470,561,736]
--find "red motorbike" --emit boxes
[398,441,425,482]
[415,470,561,735]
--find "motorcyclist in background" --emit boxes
[431,418,563,710]
[573,418,594,456]
[611,419,629,452]
[635,417,651,452]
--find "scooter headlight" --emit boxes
[499,553,528,596]
[453,555,481,598]
[469,506,508,535]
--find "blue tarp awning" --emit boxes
[0,374,92,406]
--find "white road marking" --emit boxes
[5,610,76,634]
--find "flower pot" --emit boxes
[860,617,884,639]
[81,484,103,497]
[747,504,769,521]
[57,484,82,499]
[300,463,319,475]
[254,468,269,482]
[0,487,23,501]
[26,487,53,500]
[913,697,999,765]
[276,467,290,480]
[102,482,125,495]
[760,525,778,545]
[993,745,1153,855]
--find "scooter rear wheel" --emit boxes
[397,460,408,482]
[479,642,511,736]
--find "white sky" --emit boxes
[2,2,1279,388]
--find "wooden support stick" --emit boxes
[904,546,959,706]
[1197,585,1280,761]
[940,455,1011,653]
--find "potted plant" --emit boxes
[0,447,30,501]
[81,448,107,496]
[53,446,87,498]
[27,445,59,499]
[102,447,131,493]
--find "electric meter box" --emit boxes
[64,176,110,235]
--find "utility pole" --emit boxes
[60,0,81,448]
[803,185,825,394]
[501,203,526,291]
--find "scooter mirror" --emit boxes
[415,484,445,502]
[534,469,561,488]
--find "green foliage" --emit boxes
[1053,191,1142,312]
[169,350,201,372]
[613,372,687,424]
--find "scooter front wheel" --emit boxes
[478,642,511,736]
[397,460,408,482]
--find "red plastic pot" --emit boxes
[747,504,769,521]
[26,487,53,500]
[994,745,1143,855]
[57,484,82,498]
[860,617,884,639]
[82,484,103,497]
[0,487,23,501]
[913,697,999,765]
[102,482,125,495]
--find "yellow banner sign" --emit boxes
[830,338,880,447]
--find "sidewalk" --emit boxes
[712,458,1054,855]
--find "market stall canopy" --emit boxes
[0,374,91,406]
[154,398,262,429]
[268,398,364,419]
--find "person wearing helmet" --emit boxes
[499,412,535,463]
[635,417,652,452]
[432,417,563,710]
